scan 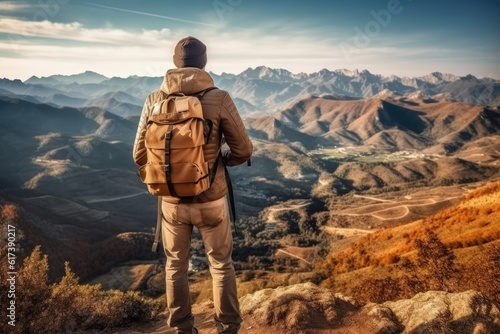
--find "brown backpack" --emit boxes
[138,88,217,197]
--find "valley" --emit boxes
[310,147,439,163]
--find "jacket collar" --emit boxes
[160,67,214,95]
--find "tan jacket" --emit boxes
[133,68,253,204]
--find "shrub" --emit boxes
[241,270,256,282]
[13,246,53,333]
[1,246,163,333]
[460,243,500,308]
[412,230,457,291]
[358,277,402,303]
[346,231,458,303]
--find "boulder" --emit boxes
[239,284,499,333]
[240,282,347,330]
[383,290,500,334]
[364,303,405,334]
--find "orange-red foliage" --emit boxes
[1,204,19,222]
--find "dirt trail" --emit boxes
[276,249,313,265]
[85,191,149,203]
[353,194,395,202]
[323,226,373,238]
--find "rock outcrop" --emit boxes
[239,283,500,334]
[240,282,345,329]
[382,290,500,334]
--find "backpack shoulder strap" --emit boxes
[196,86,218,99]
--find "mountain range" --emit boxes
[1,67,498,119]
[246,93,500,153]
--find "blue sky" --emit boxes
[0,0,499,80]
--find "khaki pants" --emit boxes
[161,196,242,334]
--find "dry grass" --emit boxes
[187,270,317,305]
[319,180,500,304]
[88,263,156,291]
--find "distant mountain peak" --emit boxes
[334,69,360,77]
[421,72,460,84]
[374,88,400,99]
[460,74,479,81]
[241,66,295,81]
[25,71,109,85]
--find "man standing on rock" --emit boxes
[133,36,253,334]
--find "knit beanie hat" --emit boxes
[173,36,207,69]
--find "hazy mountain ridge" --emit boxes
[0,95,156,280]
[0,96,141,198]
[1,89,498,210]
[0,97,136,140]
[1,67,497,118]
[27,70,109,85]
[212,67,500,113]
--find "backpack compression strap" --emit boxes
[164,124,177,197]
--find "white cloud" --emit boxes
[0,18,171,46]
[0,40,174,80]
[0,19,349,77]
[0,2,29,11]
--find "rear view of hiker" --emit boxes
[133,36,253,334]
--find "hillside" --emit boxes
[318,180,500,305]
[0,194,156,280]
[262,95,500,153]
[77,180,500,333]
[0,97,157,280]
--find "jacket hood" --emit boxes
[160,67,214,95]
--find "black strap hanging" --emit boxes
[164,124,177,197]
[224,164,238,238]
[152,197,163,253]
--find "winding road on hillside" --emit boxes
[338,196,460,220]
[323,227,373,237]
[353,194,395,202]
[265,200,311,223]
